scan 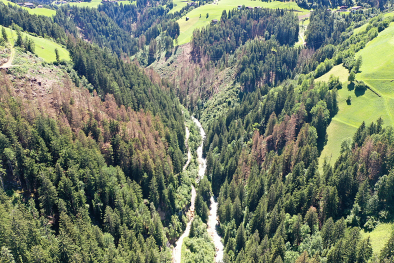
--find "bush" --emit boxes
[367,27,378,41]
[328,75,341,90]
[364,216,378,231]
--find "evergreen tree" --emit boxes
[149,176,160,208]
[235,224,246,253]
[55,48,60,62]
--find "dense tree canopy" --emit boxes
[192,8,299,62]
[1,1,394,262]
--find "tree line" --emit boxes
[191,8,299,62]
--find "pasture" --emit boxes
[68,0,102,8]
[361,223,393,257]
[319,23,394,166]
[2,27,70,62]
[0,0,56,17]
[29,8,56,16]
[170,0,189,14]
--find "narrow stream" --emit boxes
[192,117,224,263]
[183,127,192,171]
[192,117,207,182]
[172,127,195,263]
[172,185,196,263]
[172,119,224,263]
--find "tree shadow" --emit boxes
[165,51,172,60]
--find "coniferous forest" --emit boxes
[1,0,394,262]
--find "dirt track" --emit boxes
[0,47,15,69]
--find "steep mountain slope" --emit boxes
[0,16,190,261]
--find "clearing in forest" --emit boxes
[2,27,70,63]
[170,0,189,14]
[68,0,103,8]
[361,223,394,257]
[176,0,309,45]
[0,0,56,16]
[319,23,394,166]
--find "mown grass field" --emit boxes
[176,0,309,45]
[0,0,56,16]
[357,22,394,98]
[2,27,70,62]
[169,0,189,14]
[318,23,394,166]
[361,223,393,257]
[69,0,102,8]
[29,8,56,16]
[118,0,135,5]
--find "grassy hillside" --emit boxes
[170,0,188,14]
[357,22,394,99]
[29,7,56,16]
[68,0,102,8]
[176,0,308,45]
[2,27,70,62]
[118,0,135,4]
[319,23,394,166]
[361,223,394,257]
[0,0,55,16]
[319,79,389,165]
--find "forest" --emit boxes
[191,8,299,62]
[1,0,394,262]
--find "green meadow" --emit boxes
[319,23,394,166]
[0,0,55,17]
[361,223,393,257]
[118,0,135,5]
[169,0,189,14]
[357,22,394,98]
[176,0,309,45]
[2,27,70,62]
[69,0,102,8]
[28,8,56,16]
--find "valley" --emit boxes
[1,0,394,262]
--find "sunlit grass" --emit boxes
[0,0,55,17]
[2,26,70,62]
[319,23,394,166]
[361,223,393,257]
